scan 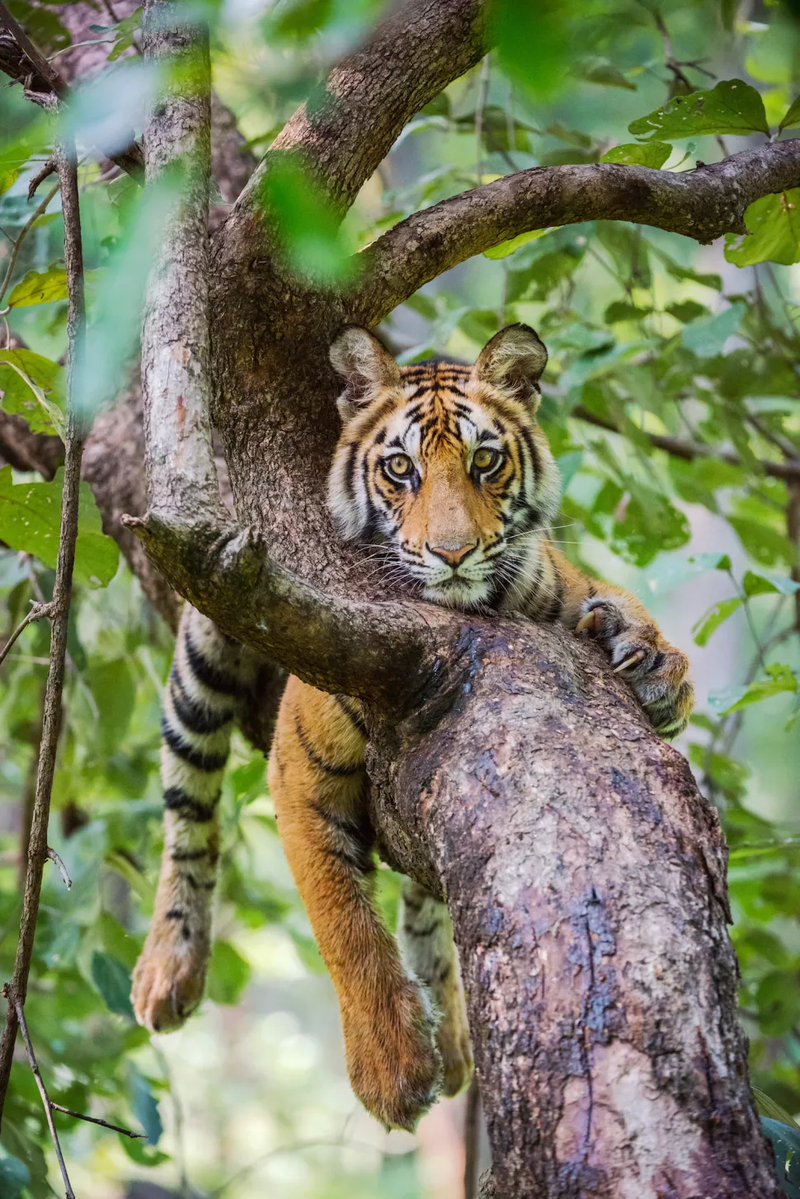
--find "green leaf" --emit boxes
[555,450,583,490]
[0,170,19,198]
[743,570,800,597]
[6,268,68,309]
[491,0,568,98]
[724,190,800,267]
[665,300,708,324]
[761,1116,800,1198]
[87,660,136,753]
[90,951,134,1018]
[0,467,119,587]
[130,1069,162,1145]
[0,349,65,436]
[754,1088,800,1131]
[710,665,798,714]
[692,596,742,646]
[207,941,251,1006]
[779,95,800,131]
[629,79,769,141]
[0,1148,30,1199]
[259,152,354,284]
[484,228,551,260]
[600,141,671,168]
[604,300,651,323]
[682,303,745,357]
[728,515,793,567]
[577,56,635,90]
[757,972,800,1037]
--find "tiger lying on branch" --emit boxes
[131,324,694,1130]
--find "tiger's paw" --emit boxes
[131,929,209,1033]
[343,977,443,1131]
[576,598,694,739]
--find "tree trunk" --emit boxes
[368,620,774,1197]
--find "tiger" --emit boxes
[132,323,694,1132]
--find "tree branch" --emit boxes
[351,141,800,323]
[0,136,86,1125]
[238,0,485,223]
[573,405,800,484]
[0,0,143,181]
[136,1,444,709]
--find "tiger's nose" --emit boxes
[426,541,478,568]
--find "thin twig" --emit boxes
[573,405,800,484]
[50,1102,145,1139]
[46,848,71,890]
[464,1074,481,1199]
[5,989,75,1199]
[27,157,56,200]
[0,601,53,670]
[0,134,87,1127]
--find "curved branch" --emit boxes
[351,140,800,324]
[228,0,485,235]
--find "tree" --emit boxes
[0,1,799,1197]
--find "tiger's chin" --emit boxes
[422,577,492,611]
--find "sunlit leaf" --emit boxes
[0,350,65,436]
[779,94,800,131]
[692,596,742,646]
[743,570,800,597]
[484,229,551,260]
[600,141,671,168]
[7,268,68,309]
[491,0,568,98]
[724,191,800,267]
[0,467,119,587]
[682,303,745,357]
[259,152,355,284]
[710,665,798,715]
[629,79,769,140]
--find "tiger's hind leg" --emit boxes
[268,678,442,1131]
[399,880,473,1098]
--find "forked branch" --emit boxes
[134,2,441,707]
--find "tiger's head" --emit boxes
[327,324,560,610]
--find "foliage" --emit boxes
[0,0,799,1195]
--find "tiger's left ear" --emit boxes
[472,324,548,407]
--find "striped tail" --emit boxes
[132,605,258,1032]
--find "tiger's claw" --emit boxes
[613,651,646,674]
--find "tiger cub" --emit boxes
[132,324,694,1131]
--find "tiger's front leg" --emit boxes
[574,586,694,739]
[268,678,442,1131]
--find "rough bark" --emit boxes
[368,622,773,1197]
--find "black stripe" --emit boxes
[164,785,219,823]
[166,908,185,919]
[171,848,209,861]
[322,844,375,875]
[310,799,369,840]
[162,717,228,772]
[334,694,368,737]
[184,633,245,698]
[403,919,441,937]
[170,668,233,735]
[294,717,362,778]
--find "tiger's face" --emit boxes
[327,324,560,610]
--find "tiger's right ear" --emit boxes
[329,326,401,422]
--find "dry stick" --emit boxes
[0,601,53,670]
[46,847,71,890]
[0,136,86,1128]
[49,1103,145,1139]
[6,990,74,1199]
[463,1075,481,1199]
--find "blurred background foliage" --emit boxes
[1,0,800,1195]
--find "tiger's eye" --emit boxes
[473,447,500,471]
[386,453,413,478]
